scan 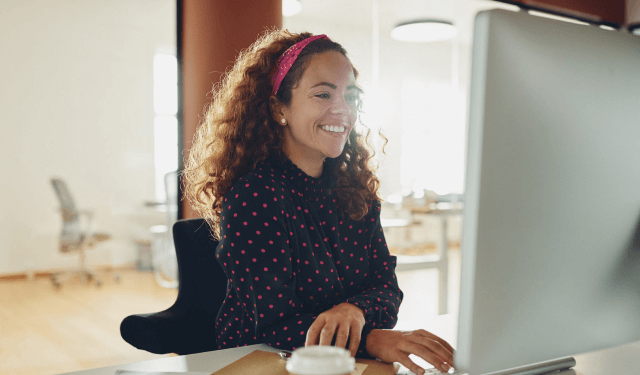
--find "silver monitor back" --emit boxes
[456,9,640,374]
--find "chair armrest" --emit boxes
[120,305,218,355]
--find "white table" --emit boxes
[60,315,640,375]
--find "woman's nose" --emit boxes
[330,97,351,116]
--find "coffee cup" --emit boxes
[285,346,355,375]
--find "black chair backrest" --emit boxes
[171,218,226,352]
[120,218,226,355]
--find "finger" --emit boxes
[305,317,325,347]
[395,351,426,375]
[399,340,451,373]
[421,337,454,366]
[347,323,362,357]
[408,332,454,366]
[417,330,455,355]
[318,321,338,346]
[333,324,350,351]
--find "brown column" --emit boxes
[179,0,282,219]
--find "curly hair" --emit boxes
[183,29,383,239]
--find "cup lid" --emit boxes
[285,346,356,375]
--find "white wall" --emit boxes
[0,0,175,275]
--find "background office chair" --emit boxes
[150,170,180,288]
[50,178,112,288]
[120,218,226,355]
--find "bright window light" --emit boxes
[400,80,465,195]
[153,52,179,202]
[283,0,302,17]
[154,54,178,115]
[154,116,178,201]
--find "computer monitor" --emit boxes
[456,8,640,374]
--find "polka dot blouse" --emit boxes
[214,156,403,357]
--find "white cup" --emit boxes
[285,346,356,375]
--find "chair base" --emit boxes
[50,268,103,288]
[50,268,121,288]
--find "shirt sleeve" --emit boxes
[345,201,404,357]
[217,176,317,350]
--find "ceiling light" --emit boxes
[630,23,640,36]
[283,0,302,17]
[391,19,457,42]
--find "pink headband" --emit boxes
[271,34,329,96]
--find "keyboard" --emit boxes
[398,370,464,375]
[396,366,464,375]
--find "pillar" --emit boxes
[178,0,282,219]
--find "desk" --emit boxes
[390,206,462,315]
[60,315,640,375]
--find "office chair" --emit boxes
[50,178,112,288]
[120,218,226,355]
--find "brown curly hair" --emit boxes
[183,29,384,239]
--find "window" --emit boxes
[400,80,465,195]
[153,53,178,202]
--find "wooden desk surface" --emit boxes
[409,206,463,216]
[59,315,640,375]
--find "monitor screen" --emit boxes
[456,8,640,374]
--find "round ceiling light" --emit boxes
[391,19,457,42]
[629,23,640,36]
[283,0,302,17]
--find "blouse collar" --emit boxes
[267,155,335,199]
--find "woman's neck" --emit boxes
[283,145,324,178]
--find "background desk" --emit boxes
[61,315,640,375]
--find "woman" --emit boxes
[184,30,454,375]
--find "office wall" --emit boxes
[0,0,175,275]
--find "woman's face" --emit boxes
[280,50,359,161]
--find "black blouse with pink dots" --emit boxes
[214,155,403,357]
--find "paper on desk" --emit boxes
[114,371,211,375]
[211,350,395,375]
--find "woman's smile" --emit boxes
[320,125,346,133]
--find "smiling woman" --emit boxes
[182,30,454,374]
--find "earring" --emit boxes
[281,119,286,124]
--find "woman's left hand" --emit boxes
[305,302,366,357]
[365,329,455,374]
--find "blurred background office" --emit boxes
[0,0,637,374]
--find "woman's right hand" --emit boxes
[365,329,455,374]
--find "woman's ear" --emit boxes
[269,96,287,126]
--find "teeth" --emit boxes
[321,125,345,133]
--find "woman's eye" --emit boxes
[315,93,330,99]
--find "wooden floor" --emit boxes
[0,269,178,375]
[0,251,461,375]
